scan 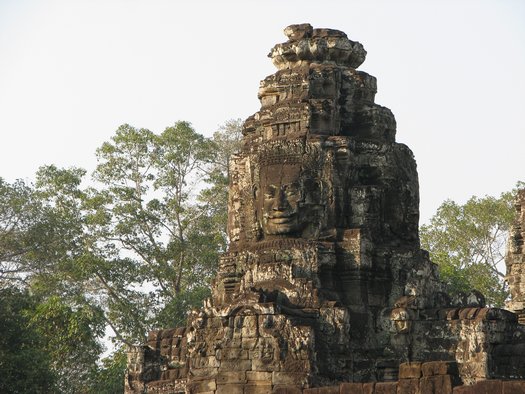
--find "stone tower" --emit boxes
[125,24,525,394]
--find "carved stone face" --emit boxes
[259,163,303,235]
[257,162,322,237]
[390,308,411,334]
[263,181,301,234]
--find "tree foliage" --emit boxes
[0,177,57,284]
[200,119,243,238]
[89,121,227,334]
[29,295,105,393]
[420,186,523,307]
[0,119,242,391]
[0,288,55,393]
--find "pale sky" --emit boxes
[0,0,524,224]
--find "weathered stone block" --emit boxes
[252,357,280,372]
[503,381,525,394]
[178,367,188,378]
[317,386,339,394]
[188,367,218,378]
[188,378,217,393]
[247,371,273,381]
[242,337,259,350]
[399,362,422,379]
[374,382,397,394]
[421,361,458,377]
[272,372,307,386]
[217,371,246,384]
[221,359,252,371]
[165,369,181,380]
[420,375,453,394]
[216,383,244,394]
[453,380,502,394]
[273,386,303,393]
[397,379,419,394]
[245,384,272,394]
[363,383,375,394]
[452,385,478,393]
[340,382,364,394]
[219,347,246,360]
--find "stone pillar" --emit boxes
[124,345,147,394]
[505,189,525,324]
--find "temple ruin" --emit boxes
[125,24,525,394]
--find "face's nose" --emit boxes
[273,187,288,211]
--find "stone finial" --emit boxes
[283,23,313,40]
[269,23,367,70]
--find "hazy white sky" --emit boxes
[0,0,524,224]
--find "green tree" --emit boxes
[420,187,522,307]
[156,119,243,327]
[90,121,220,332]
[0,177,55,285]
[0,167,91,290]
[87,348,127,394]
[0,119,243,391]
[28,295,105,394]
[199,119,243,238]
[1,168,110,393]
[0,288,55,393]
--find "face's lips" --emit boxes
[268,217,293,224]
[266,212,295,220]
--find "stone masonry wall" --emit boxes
[301,362,525,394]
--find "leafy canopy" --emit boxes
[0,119,242,392]
[420,185,523,307]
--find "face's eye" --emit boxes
[264,185,277,199]
[284,183,300,197]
